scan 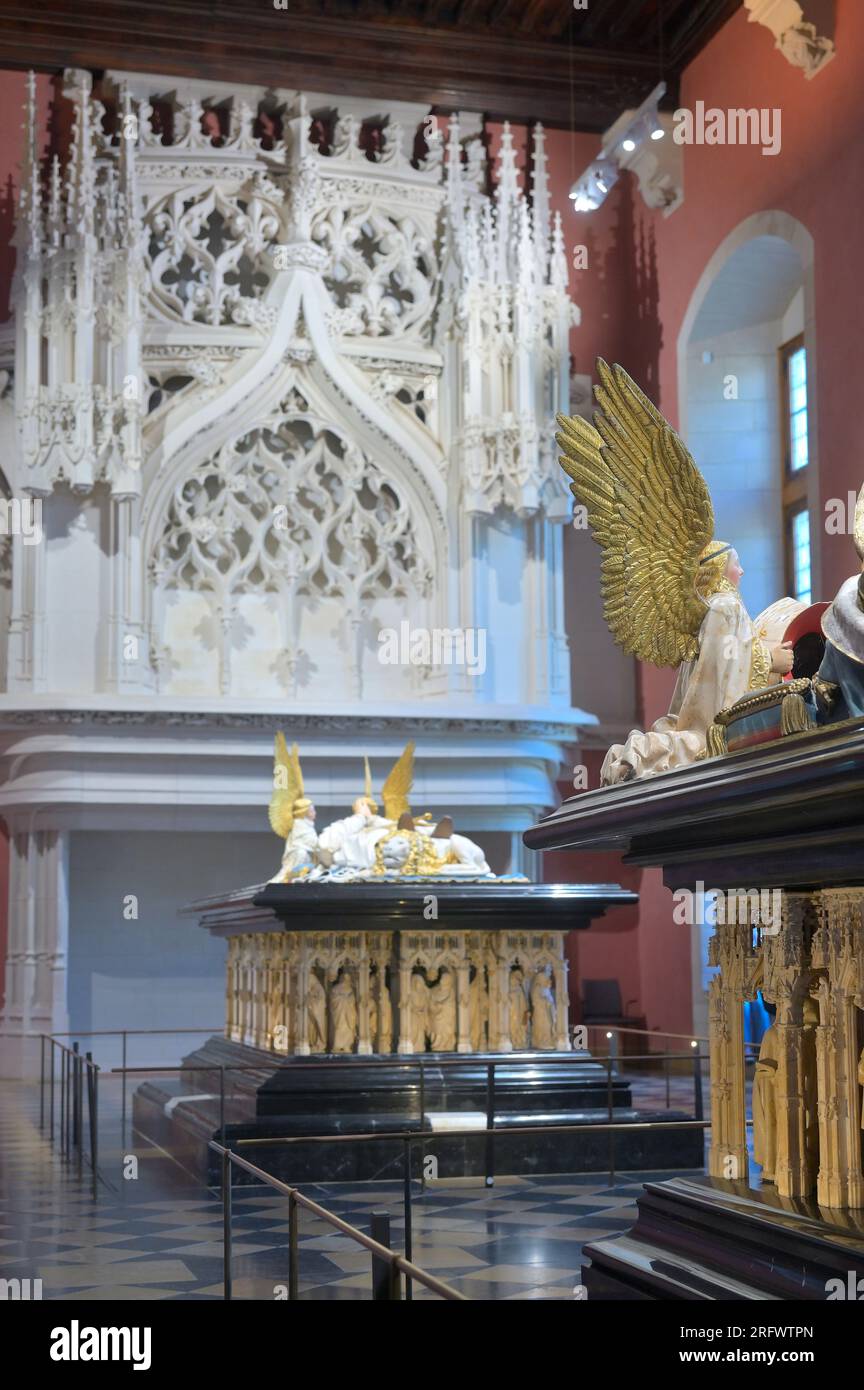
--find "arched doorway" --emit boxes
[678,211,818,620]
[677,212,818,1043]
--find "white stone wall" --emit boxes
[0,71,598,1075]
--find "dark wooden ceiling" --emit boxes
[0,0,742,129]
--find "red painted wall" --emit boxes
[649,1,864,597]
[534,2,864,1037]
[0,821,8,1012]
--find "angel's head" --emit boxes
[295,797,315,822]
[696,540,741,600]
[352,795,378,818]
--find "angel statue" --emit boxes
[267,734,320,883]
[557,359,794,784]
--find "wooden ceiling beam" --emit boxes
[578,0,626,43]
[0,0,719,129]
[607,0,656,43]
[517,0,555,37]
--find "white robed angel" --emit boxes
[268,736,320,883]
[557,360,795,784]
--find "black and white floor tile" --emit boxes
[0,1081,703,1301]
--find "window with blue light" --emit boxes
[781,337,811,601]
[791,507,812,605]
[787,345,809,473]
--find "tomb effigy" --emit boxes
[524,363,864,1298]
[231,736,571,1056]
[133,736,713,1183]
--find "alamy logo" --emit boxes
[672,880,781,935]
[49,1321,152,1371]
[0,1276,42,1299]
[377,621,486,676]
[825,1272,864,1300]
[0,496,42,545]
[673,102,781,157]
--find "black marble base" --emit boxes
[581,1174,864,1300]
[132,1035,704,1185]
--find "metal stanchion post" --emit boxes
[121,1031,127,1143]
[71,1042,80,1156]
[419,1061,426,1193]
[288,1192,299,1300]
[75,1046,83,1177]
[39,1036,45,1129]
[86,1053,98,1200]
[606,1055,615,1185]
[485,1062,495,1188]
[49,1041,55,1141]
[60,1048,66,1158]
[371,1211,397,1300]
[693,1045,704,1121]
[665,1052,671,1109]
[222,1149,233,1301]
[403,1137,413,1302]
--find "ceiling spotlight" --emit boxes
[569,81,667,213]
[568,157,619,211]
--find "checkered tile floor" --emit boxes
[0,1081,705,1301]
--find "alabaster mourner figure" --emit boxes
[557,360,794,784]
[752,996,819,1183]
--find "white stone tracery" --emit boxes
[150,394,434,697]
[5,69,576,705]
[0,70,589,1072]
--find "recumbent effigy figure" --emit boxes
[268,737,492,881]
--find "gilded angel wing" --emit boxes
[381,741,415,822]
[268,732,302,838]
[557,359,714,667]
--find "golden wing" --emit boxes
[381,741,414,822]
[557,358,714,667]
[268,732,302,839]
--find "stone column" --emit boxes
[0,828,70,1078]
[357,937,372,1056]
[811,889,864,1209]
[397,946,414,1054]
[373,937,393,1053]
[456,947,472,1053]
[293,937,311,1056]
[762,893,816,1198]
[257,938,270,1049]
[225,937,239,1042]
[707,922,755,1182]
[553,941,571,1051]
[486,938,508,1051]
